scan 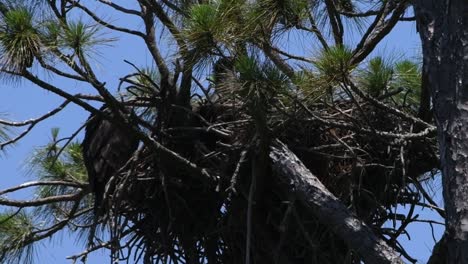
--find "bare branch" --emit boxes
[72,2,145,37]
[351,1,410,65]
[97,0,141,16]
[0,181,87,196]
[0,100,70,127]
[0,191,84,208]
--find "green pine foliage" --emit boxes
[216,55,290,103]
[59,20,115,59]
[0,128,92,263]
[0,2,114,74]
[0,211,35,264]
[391,60,421,109]
[314,45,355,83]
[358,57,422,111]
[0,1,432,263]
[0,6,40,71]
[359,57,393,97]
[29,129,90,221]
[183,0,246,61]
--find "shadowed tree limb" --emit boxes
[270,141,404,264]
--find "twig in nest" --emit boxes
[227,149,248,198]
[245,160,256,264]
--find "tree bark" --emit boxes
[414,0,468,262]
[270,141,404,264]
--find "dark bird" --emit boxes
[82,105,139,216]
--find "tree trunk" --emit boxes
[414,0,468,262]
[269,141,403,264]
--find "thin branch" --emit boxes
[21,71,99,114]
[0,191,84,208]
[73,2,145,37]
[0,100,71,127]
[324,0,343,45]
[97,0,141,16]
[139,2,171,82]
[37,57,87,82]
[0,181,87,196]
[345,79,435,129]
[351,1,410,65]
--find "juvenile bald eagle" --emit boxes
[82,105,139,216]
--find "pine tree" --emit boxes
[0,1,446,263]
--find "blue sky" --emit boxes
[0,3,442,263]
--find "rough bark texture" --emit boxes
[270,141,404,264]
[414,0,468,262]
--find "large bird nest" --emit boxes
[96,86,438,264]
